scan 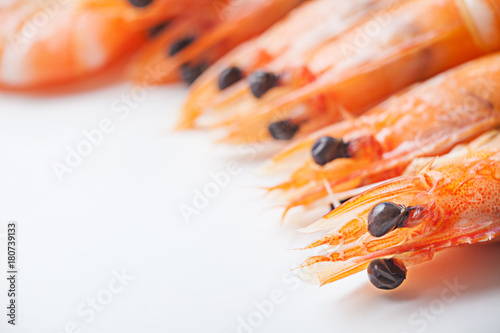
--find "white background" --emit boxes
[0,82,499,333]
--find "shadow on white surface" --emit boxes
[333,243,500,332]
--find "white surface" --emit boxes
[0,83,499,333]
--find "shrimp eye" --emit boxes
[248,71,279,98]
[181,62,207,85]
[169,36,196,57]
[128,0,154,8]
[148,21,170,38]
[367,258,407,290]
[312,136,350,166]
[218,67,244,90]
[367,202,407,237]
[269,120,300,140]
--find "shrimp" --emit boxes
[266,52,500,215]
[192,0,500,144]
[179,0,396,129]
[128,0,305,86]
[296,133,500,289]
[0,0,214,89]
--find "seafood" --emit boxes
[0,0,214,89]
[296,130,500,289]
[179,0,396,129]
[128,0,305,86]
[266,52,500,215]
[186,0,500,143]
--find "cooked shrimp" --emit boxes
[179,0,396,129]
[296,136,500,289]
[127,6,225,85]
[128,0,305,86]
[202,0,500,143]
[266,52,500,214]
[0,0,213,89]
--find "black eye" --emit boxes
[312,136,350,166]
[248,71,279,98]
[367,202,407,237]
[218,67,244,90]
[169,36,196,57]
[268,120,300,140]
[367,258,407,290]
[147,21,170,38]
[180,62,207,86]
[128,0,154,8]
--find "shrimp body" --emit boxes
[207,0,500,143]
[0,0,211,89]
[179,0,395,129]
[297,137,500,288]
[268,52,500,213]
[128,0,305,86]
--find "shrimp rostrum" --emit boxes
[297,133,500,289]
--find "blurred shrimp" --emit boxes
[179,0,396,129]
[128,0,305,86]
[206,0,500,143]
[296,135,500,288]
[0,0,214,89]
[267,52,500,214]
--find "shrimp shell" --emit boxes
[0,0,213,88]
[296,136,500,287]
[209,0,500,143]
[128,0,305,85]
[179,0,396,129]
[267,52,500,214]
